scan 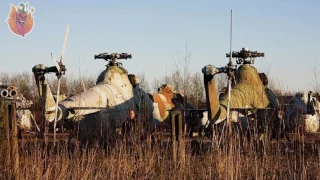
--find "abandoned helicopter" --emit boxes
[0,85,39,134]
[199,47,285,140]
[151,84,203,134]
[200,48,320,144]
[285,91,320,133]
[32,52,156,144]
[31,25,156,144]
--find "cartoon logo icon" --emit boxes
[6,2,35,38]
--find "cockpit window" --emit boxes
[96,70,107,84]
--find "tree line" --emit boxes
[0,72,96,104]
[0,71,210,108]
[0,69,290,110]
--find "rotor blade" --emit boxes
[60,24,70,63]
[51,53,61,73]
[30,113,40,132]
[215,119,225,125]
[53,79,61,146]
[81,80,86,91]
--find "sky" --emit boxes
[0,0,319,92]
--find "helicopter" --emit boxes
[33,52,156,144]
[32,25,156,144]
[201,47,272,134]
[151,84,195,130]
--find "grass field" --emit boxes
[1,126,320,180]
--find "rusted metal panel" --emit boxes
[10,104,19,178]
[4,100,10,173]
[3,100,20,178]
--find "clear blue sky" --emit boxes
[0,0,319,92]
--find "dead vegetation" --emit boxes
[1,126,320,180]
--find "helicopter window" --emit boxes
[96,70,107,84]
[128,74,137,87]
[148,93,154,102]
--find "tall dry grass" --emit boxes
[1,119,320,180]
[1,71,319,179]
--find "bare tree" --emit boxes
[151,77,163,93]
[0,72,10,85]
[0,72,39,102]
[173,40,192,98]
[66,75,96,96]
[50,76,68,95]
[189,72,205,108]
[136,72,150,93]
[312,60,320,93]
[214,73,227,92]
[170,71,183,93]
[9,72,37,101]
[162,72,173,86]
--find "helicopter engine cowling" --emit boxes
[45,65,133,122]
[54,83,129,121]
[54,81,137,123]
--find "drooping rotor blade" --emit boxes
[30,113,40,132]
[53,78,61,146]
[51,53,61,73]
[81,80,86,91]
[60,24,70,63]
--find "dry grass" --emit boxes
[1,127,320,180]
[1,87,319,179]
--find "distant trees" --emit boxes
[214,74,227,93]
[2,65,300,110]
[149,70,206,108]
[52,75,96,96]
[0,70,206,109]
[136,72,150,93]
[0,72,38,101]
[0,72,96,103]
[189,72,205,108]
[2,38,262,110]
[151,77,162,93]
[312,60,320,94]
[145,41,207,108]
